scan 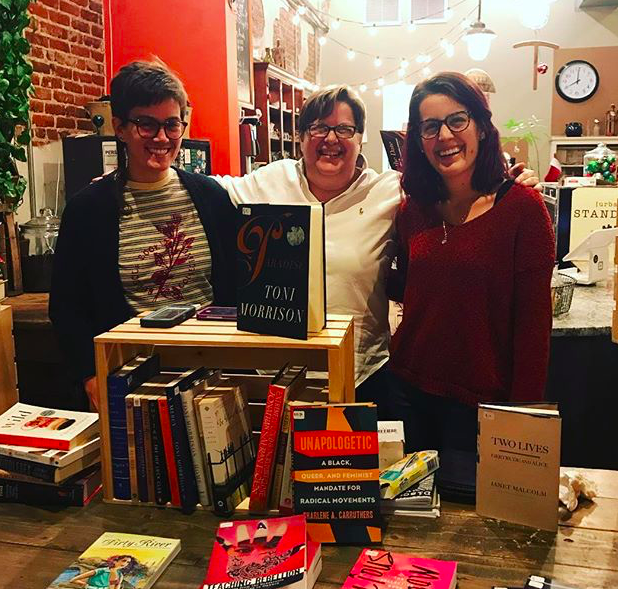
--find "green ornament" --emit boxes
[587,160,600,173]
[602,160,610,171]
[607,173,616,183]
[602,169,611,179]
[609,155,616,163]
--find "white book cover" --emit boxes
[0,436,101,467]
[0,403,99,451]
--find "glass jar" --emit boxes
[20,207,60,292]
[583,143,617,184]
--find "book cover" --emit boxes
[133,396,149,503]
[476,403,561,532]
[147,397,171,506]
[108,354,160,500]
[379,451,439,499]
[202,515,315,589]
[0,449,100,484]
[383,473,436,507]
[237,203,325,340]
[0,464,102,507]
[125,395,138,502]
[158,397,181,506]
[0,436,100,468]
[342,549,456,589]
[377,421,405,471]
[292,403,382,544]
[46,532,181,589]
[379,130,406,172]
[0,403,98,451]
[250,366,306,512]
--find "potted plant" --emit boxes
[0,0,34,213]
[501,116,547,174]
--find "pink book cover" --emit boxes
[342,549,457,589]
[202,515,308,589]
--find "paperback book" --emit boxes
[0,449,100,484]
[46,532,180,589]
[0,403,98,451]
[0,436,100,467]
[201,515,321,589]
[292,403,382,544]
[342,549,457,589]
[236,203,325,340]
[379,450,439,499]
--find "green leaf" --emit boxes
[0,0,10,11]
[16,128,29,145]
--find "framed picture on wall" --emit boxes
[235,0,254,108]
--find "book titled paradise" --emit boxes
[46,532,180,589]
[0,403,98,451]
[342,549,457,589]
[236,203,325,340]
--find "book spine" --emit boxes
[133,397,149,503]
[125,396,138,503]
[0,433,70,451]
[166,388,198,513]
[270,401,291,509]
[141,397,155,503]
[249,384,285,512]
[0,477,91,506]
[279,406,296,514]
[180,389,210,507]
[148,399,171,506]
[0,454,57,483]
[158,397,181,506]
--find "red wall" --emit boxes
[102,0,240,175]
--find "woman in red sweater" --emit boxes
[388,72,555,481]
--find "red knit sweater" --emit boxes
[389,183,555,406]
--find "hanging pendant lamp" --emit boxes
[463,0,496,62]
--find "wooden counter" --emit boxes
[1,467,617,588]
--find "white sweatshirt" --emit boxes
[215,157,403,386]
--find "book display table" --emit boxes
[2,467,617,588]
[94,314,355,503]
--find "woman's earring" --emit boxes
[479,132,486,141]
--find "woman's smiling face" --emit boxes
[418,93,481,184]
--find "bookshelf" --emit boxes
[93,314,355,505]
[0,305,17,414]
[252,62,307,164]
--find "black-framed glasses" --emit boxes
[418,110,471,140]
[308,123,357,139]
[128,116,188,140]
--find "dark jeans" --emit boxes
[355,363,392,420]
[386,371,478,502]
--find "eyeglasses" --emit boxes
[128,116,188,140]
[307,123,358,139]
[418,110,471,140]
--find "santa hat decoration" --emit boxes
[544,155,562,182]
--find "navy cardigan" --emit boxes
[49,169,237,381]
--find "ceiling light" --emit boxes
[359,84,367,93]
[463,1,496,61]
[347,48,355,60]
[332,18,341,30]
[374,56,382,67]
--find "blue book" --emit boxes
[107,355,160,500]
[148,398,170,506]
[133,398,148,502]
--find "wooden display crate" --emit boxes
[94,314,355,504]
[0,305,18,414]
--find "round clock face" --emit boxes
[555,60,599,103]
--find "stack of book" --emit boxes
[108,355,255,515]
[379,451,441,518]
[0,402,101,506]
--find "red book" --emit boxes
[249,366,306,512]
[342,549,457,589]
[157,397,181,506]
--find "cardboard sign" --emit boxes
[476,403,561,532]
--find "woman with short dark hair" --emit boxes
[50,61,237,409]
[388,72,555,461]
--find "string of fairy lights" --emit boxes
[273,0,483,94]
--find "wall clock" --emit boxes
[555,60,599,103]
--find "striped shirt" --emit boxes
[118,169,214,313]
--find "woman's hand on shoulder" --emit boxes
[508,162,541,192]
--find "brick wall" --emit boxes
[272,6,301,77]
[26,0,106,146]
[304,31,317,83]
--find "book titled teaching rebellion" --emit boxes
[292,404,382,544]
[236,203,325,340]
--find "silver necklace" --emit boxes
[441,211,469,245]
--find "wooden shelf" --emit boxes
[94,314,355,504]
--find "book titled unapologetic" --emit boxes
[342,549,457,589]
[236,203,325,340]
[46,532,180,589]
[292,403,381,544]
[476,403,561,532]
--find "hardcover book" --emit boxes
[342,549,456,589]
[0,403,98,451]
[236,203,325,340]
[46,532,181,589]
[201,515,321,589]
[292,403,382,544]
[0,449,100,484]
[476,403,561,532]
[379,130,406,172]
[0,436,100,468]
[250,365,306,512]
[107,354,161,500]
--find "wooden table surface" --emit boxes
[2,468,617,589]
